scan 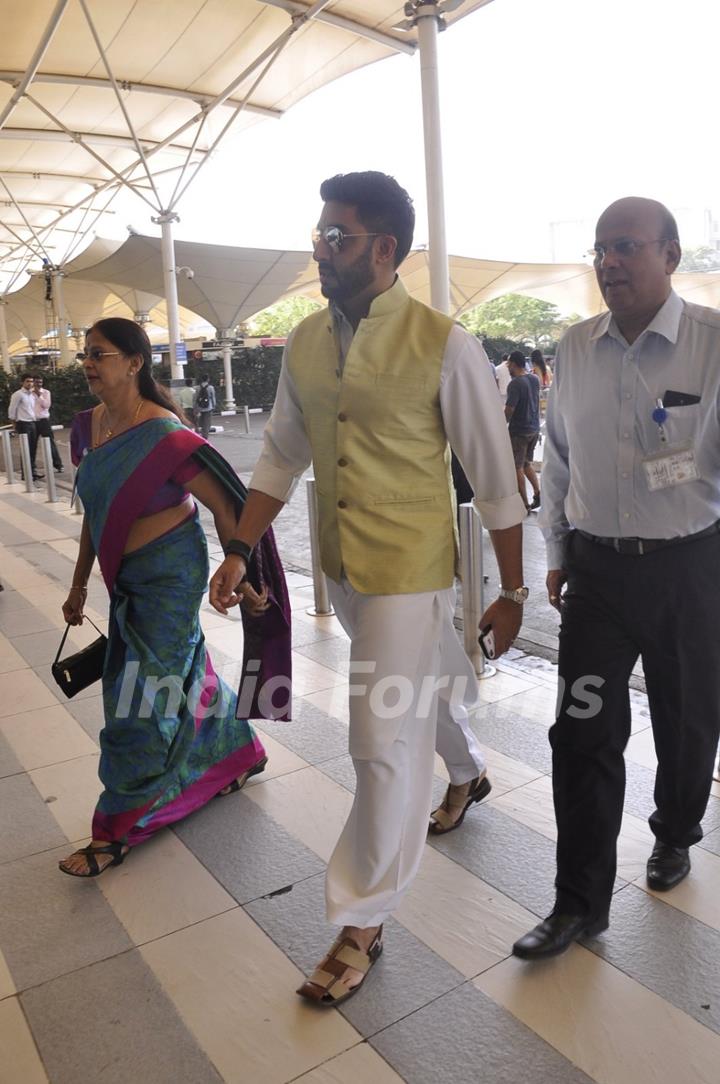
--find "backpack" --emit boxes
[196,385,210,410]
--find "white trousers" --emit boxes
[324,578,485,928]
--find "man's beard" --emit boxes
[319,242,374,303]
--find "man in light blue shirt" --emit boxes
[514,196,720,960]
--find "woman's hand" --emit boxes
[62,586,87,625]
[238,582,270,617]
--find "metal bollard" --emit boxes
[243,405,251,435]
[39,437,58,502]
[71,467,83,514]
[305,477,334,616]
[458,502,494,679]
[1,428,15,484]
[18,432,34,493]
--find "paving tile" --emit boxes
[589,885,720,1035]
[0,844,132,990]
[173,790,325,904]
[22,950,222,1084]
[470,702,552,773]
[0,605,60,638]
[29,753,101,844]
[12,627,88,668]
[0,702,97,772]
[255,697,349,765]
[290,620,335,648]
[0,997,48,1084]
[0,728,23,780]
[623,759,720,835]
[476,944,720,1084]
[303,684,350,724]
[0,667,58,719]
[0,947,15,1000]
[62,693,104,744]
[294,636,351,675]
[0,633,26,676]
[244,764,352,863]
[699,827,720,857]
[141,908,359,1084]
[428,803,558,918]
[371,981,593,1084]
[0,773,66,862]
[293,1044,404,1083]
[245,872,464,1039]
[316,753,357,793]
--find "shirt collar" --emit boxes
[590,289,683,346]
[328,275,407,332]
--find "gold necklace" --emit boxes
[101,398,144,440]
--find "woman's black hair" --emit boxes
[89,318,187,422]
[530,349,548,378]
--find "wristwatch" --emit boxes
[498,586,529,604]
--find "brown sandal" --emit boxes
[296,926,384,1006]
[428,774,492,835]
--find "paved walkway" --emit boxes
[2,426,718,1083]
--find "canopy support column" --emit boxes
[414,2,450,314]
[0,300,10,373]
[218,331,236,412]
[53,269,71,367]
[153,211,184,381]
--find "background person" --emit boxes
[32,374,63,472]
[8,373,42,481]
[495,353,512,403]
[514,196,720,960]
[193,373,216,438]
[209,171,526,1005]
[177,376,197,427]
[59,318,290,878]
[505,350,541,511]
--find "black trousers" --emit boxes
[35,417,63,469]
[552,530,720,918]
[14,420,38,476]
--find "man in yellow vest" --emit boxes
[210,172,527,1004]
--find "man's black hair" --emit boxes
[319,171,415,267]
[508,350,527,368]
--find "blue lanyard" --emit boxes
[652,398,668,443]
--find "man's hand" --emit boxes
[478,596,522,658]
[546,569,567,612]
[209,556,247,614]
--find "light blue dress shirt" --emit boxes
[540,290,720,568]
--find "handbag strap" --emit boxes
[54,615,104,666]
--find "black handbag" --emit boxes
[52,617,107,699]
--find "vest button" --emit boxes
[337,457,348,467]
[337,499,347,509]
[337,412,347,421]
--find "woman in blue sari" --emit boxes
[60,318,290,877]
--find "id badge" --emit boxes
[642,442,699,491]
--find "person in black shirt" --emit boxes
[505,350,541,512]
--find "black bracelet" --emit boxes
[224,539,253,563]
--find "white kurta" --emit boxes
[251,299,524,927]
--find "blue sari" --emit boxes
[73,415,289,845]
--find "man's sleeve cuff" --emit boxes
[545,540,567,569]
[249,462,300,502]
[472,492,527,530]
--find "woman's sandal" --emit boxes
[216,755,268,798]
[428,774,492,835]
[58,841,127,878]
[296,926,384,1006]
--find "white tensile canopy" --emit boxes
[0,0,495,383]
[4,235,719,357]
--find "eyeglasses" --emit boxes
[78,349,122,362]
[311,226,381,253]
[588,238,670,261]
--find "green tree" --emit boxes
[460,294,567,348]
[678,245,720,272]
[245,295,321,337]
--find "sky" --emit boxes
[160,0,720,265]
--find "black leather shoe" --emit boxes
[646,842,690,891]
[512,911,608,960]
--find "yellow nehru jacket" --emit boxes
[287,279,457,595]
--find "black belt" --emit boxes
[576,521,720,555]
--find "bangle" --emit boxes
[224,539,253,563]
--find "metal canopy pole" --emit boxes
[154,212,183,382]
[53,269,71,367]
[218,332,236,412]
[0,300,10,373]
[411,2,451,314]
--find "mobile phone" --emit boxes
[479,624,496,660]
